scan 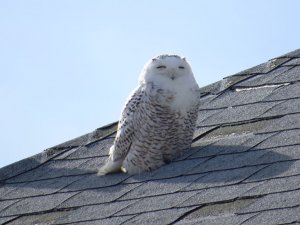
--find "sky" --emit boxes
[0,0,300,168]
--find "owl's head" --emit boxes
[139,54,196,88]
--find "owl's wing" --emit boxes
[97,85,145,175]
[112,85,145,160]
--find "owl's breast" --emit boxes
[145,82,199,114]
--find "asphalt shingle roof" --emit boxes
[1,49,300,225]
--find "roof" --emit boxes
[1,49,300,225]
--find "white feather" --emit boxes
[98,54,199,175]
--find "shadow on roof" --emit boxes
[128,145,294,184]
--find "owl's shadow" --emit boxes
[126,144,293,184]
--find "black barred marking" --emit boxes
[109,82,199,174]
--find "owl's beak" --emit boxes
[170,69,176,80]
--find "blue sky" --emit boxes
[1,0,300,168]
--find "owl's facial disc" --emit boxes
[155,64,186,80]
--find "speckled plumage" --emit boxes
[97,54,199,175]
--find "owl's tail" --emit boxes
[97,158,123,176]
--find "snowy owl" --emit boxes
[97,54,199,175]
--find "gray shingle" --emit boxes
[124,158,208,184]
[116,191,196,216]
[235,66,292,87]
[271,66,300,83]
[192,126,218,140]
[53,146,84,160]
[74,216,134,225]
[0,151,60,182]
[77,155,108,172]
[176,213,257,225]
[198,79,225,94]
[57,138,113,160]
[0,216,17,224]
[5,158,91,183]
[0,192,76,217]
[188,143,233,159]
[283,57,300,66]
[123,207,196,225]
[186,149,274,174]
[59,183,140,208]
[180,182,260,208]
[5,211,70,225]
[184,166,266,190]
[53,122,117,149]
[64,172,131,191]
[179,199,258,224]
[198,73,256,96]
[195,109,224,126]
[255,129,300,149]
[243,175,300,196]
[254,145,300,163]
[246,160,300,182]
[242,206,300,225]
[119,174,203,200]
[178,140,216,160]
[240,189,300,214]
[8,214,133,225]
[0,199,19,212]
[257,113,300,133]
[263,81,300,101]
[199,101,280,127]
[0,183,24,199]
[1,176,81,200]
[53,200,137,224]
[189,133,274,159]
[199,123,275,141]
[261,98,300,117]
[200,85,277,109]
